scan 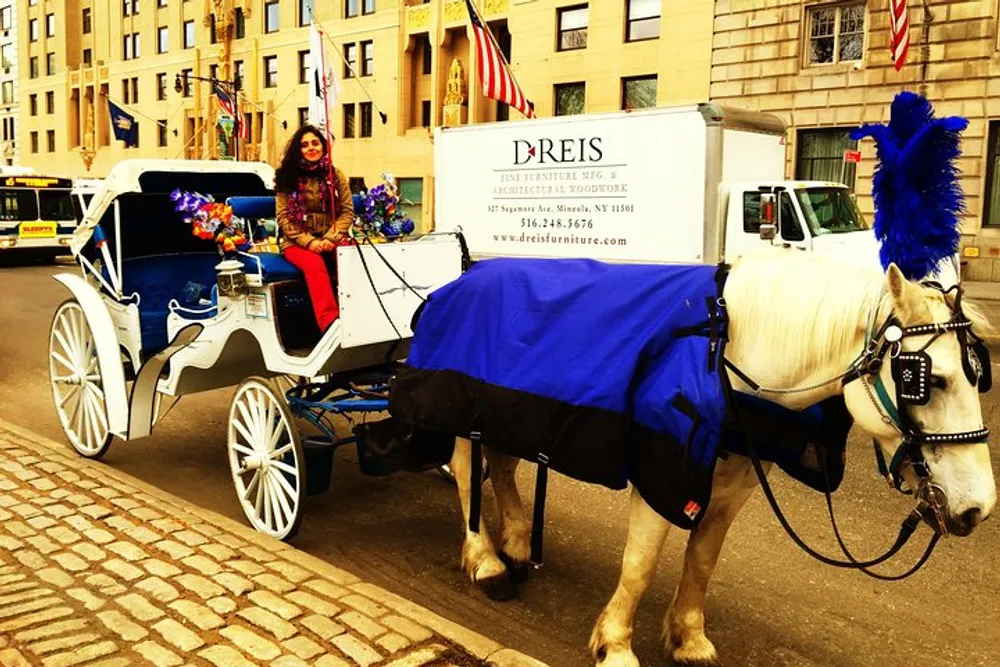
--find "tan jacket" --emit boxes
[276,166,354,251]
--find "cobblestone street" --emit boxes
[0,421,544,667]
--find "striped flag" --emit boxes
[214,83,248,141]
[465,0,534,119]
[889,0,909,71]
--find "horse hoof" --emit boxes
[499,551,531,585]
[670,646,721,667]
[477,572,517,601]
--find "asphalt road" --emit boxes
[3,256,1000,667]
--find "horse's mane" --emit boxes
[724,250,890,382]
[726,250,995,384]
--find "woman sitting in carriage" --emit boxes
[274,125,354,332]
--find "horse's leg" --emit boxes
[484,448,531,582]
[450,436,516,601]
[666,455,769,666]
[589,487,670,667]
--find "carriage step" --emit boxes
[303,436,335,496]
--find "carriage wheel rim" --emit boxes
[49,302,109,456]
[228,381,303,539]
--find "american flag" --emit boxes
[465,0,534,119]
[888,0,909,71]
[214,83,249,141]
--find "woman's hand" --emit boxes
[309,238,335,253]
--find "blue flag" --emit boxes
[108,100,138,147]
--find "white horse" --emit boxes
[441,250,997,666]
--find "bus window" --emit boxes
[38,189,76,220]
[0,190,39,221]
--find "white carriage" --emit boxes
[48,159,465,539]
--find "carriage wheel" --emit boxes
[48,300,113,459]
[227,377,306,541]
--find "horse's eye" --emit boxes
[930,375,948,390]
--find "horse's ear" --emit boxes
[886,262,917,320]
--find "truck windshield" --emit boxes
[795,188,868,235]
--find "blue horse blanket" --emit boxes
[389,257,731,527]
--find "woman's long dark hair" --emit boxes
[274,125,329,193]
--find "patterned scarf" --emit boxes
[285,155,337,226]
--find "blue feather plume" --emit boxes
[850,91,968,281]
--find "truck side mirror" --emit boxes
[759,193,777,241]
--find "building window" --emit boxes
[46,130,55,152]
[421,37,432,75]
[46,13,55,37]
[557,5,587,51]
[46,91,54,114]
[265,1,280,32]
[298,107,309,127]
[982,122,1000,226]
[397,178,423,229]
[181,68,193,96]
[131,77,139,103]
[158,0,167,6]
[299,51,310,84]
[133,33,141,57]
[30,57,38,79]
[209,64,219,81]
[554,82,585,116]
[1,82,12,105]
[360,40,373,76]
[29,95,37,116]
[235,8,246,38]
[157,73,167,100]
[30,132,38,153]
[346,0,358,18]
[363,0,375,15]
[0,44,11,69]
[29,19,38,42]
[343,103,355,138]
[46,53,55,76]
[360,102,373,137]
[621,75,656,110]
[300,0,314,26]
[210,15,217,44]
[421,100,431,127]
[235,60,245,84]
[158,26,169,54]
[184,20,195,48]
[158,121,168,146]
[625,0,660,42]
[807,3,865,65]
[794,128,858,187]
[344,43,356,78]
[264,55,278,87]
[82,8,92,34]
[0,7,10,30]
[124,36,131,60]
[82,48,92,66]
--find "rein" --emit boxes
[718,276,989,581]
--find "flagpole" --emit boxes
[309,10,388,125]
[317,24,338,233]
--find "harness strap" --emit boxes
[530,460,548,566]
[872,375,901,426]
[468,431,482,534]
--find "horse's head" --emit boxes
[846,263,997,537]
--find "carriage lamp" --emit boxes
[216,259,249,300]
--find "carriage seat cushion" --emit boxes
[240,252,302,283]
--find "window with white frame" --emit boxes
[806,3,865,65]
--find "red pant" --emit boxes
[283,246,340,331]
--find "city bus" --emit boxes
[0,174,78,261]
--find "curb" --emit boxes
[0,417,549,667]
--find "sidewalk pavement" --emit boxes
[0,420,548,667]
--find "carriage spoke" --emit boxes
[270,460,299,479]
[270,443,293,460]
[58,384,80,407]
[269,472,294,530]
[233,420,255,450]
[236,400,259,449]
[242,468,261,500]
[262,476,274,532]
[232,442,256,459]
[53,330,78,365]
[51,350,76,374]
[87,390,109,430]
[254,472,266,518]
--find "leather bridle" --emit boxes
[720,281,991,581]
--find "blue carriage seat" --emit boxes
[227,195,303,283]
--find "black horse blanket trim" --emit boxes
[388,257,850,530]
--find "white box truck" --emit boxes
[432,103,886,269]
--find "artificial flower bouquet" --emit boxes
[170,189,251,255]
[356,182,416,241]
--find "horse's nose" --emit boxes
[960,507,987,533]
